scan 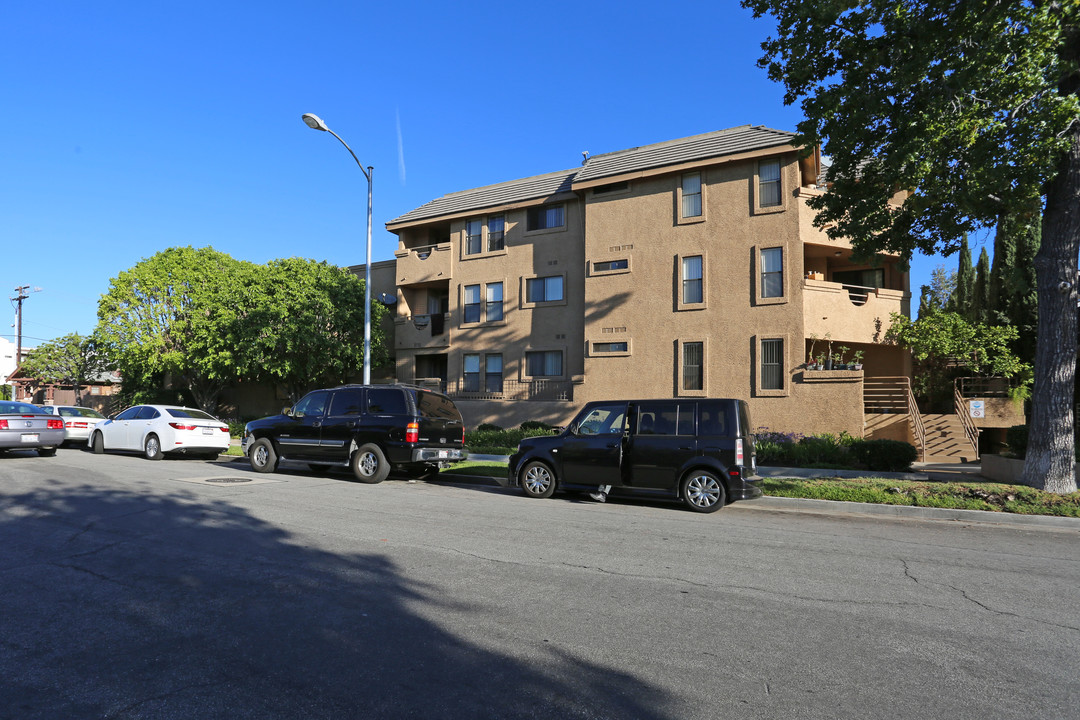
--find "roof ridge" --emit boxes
[585,125,759,161]
[437,167,579,200]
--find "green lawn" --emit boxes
[443,460,1080,518]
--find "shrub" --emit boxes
[520,420,556,431]
[849,439,918,472]
[477,423,503,432]
[752,428,856,468]
[465,426,560,454]
[1005,424,1028,459]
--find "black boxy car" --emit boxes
[242,384,465,483]
[508,398,760,513]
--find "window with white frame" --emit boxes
[681,172,702,218]
[526,350,563,377]
[761,338,784,390]
[463,284,482,323]
[527,204,565,231]
[759,160,781,207]
[465,219,482,254]
[463,353,481,392]
[487,215,505,251]
[682,342,704,391]
[526,275,564,303]
[485,282,503,322]
[761,247,784,298]
[682,255,703,304]
[485,354,503,392]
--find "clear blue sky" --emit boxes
[2,1,968,348]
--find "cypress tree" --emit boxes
[949,235,975,319]
[989,213,1018,327]
[1012,209,1041,365]
[973,247,991,325]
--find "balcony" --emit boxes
[803,278,908,344]
[395,314,451,350]
[395,242,452,285]
[438,378,574,402]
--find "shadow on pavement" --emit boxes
[0,480,676,719]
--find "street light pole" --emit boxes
[301,113,374,385]
[11,285,29,368]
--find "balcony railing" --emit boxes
[394,314,450,349]
[803,278,908,344]
[395,242,452,285]
[426,378,574,402]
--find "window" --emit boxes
[593,259,629,273]
[761,339,784,390]
[294,391,329,418]
[761,247,784,298]
[575,404,627,435]
[463,354,480,392]
[681,173,702,218]
[463,284,481,323]
[329,389,363,416]
[485,282,503,322]
[592,181,629,195]
[683,342,703,391]
[526,350,563,377]
[636,403,695,436]
[526,275,563,303]
[485,354,503,393]
[593,342,628,353]
[465,219,482,254]
[527,204,565,231]
[487,215,505,251]
[759,160,781,207]
[682,256,703,304]
[368,388,407,414]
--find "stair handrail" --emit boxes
[953,380,981,458]
[903,377,927,462]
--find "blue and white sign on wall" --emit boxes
[969,400,985,419]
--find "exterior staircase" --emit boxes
[921,413,977,463]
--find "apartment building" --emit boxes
[385,126,912,437]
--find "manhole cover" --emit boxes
[203,477,254,484]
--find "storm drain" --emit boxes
[203,477,254,484]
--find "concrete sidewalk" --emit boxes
[459,456,1077,531]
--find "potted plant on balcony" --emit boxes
[851,350,864,371]
[834,345,851,370]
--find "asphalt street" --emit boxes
[1,447,1078,719]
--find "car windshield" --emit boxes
[59,407,106,419]
[0,401,47,415]
[166,408,217,421]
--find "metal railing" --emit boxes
[954,380,981,457]
[863,376,926,461]
[419,378,574,402]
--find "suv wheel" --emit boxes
[249,438,279,473]
[520,461,556,499]
[352,444,389,484]
[681,471,725,513]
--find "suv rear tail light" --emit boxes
[169,422,197,431]
[735,438,744,466]
[406,422,419,444]
[0,420,7,429]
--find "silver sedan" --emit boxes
[0,401,66,456]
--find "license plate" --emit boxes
[21,433,39,443]
[202,427,213,435]
[438,450,447,458]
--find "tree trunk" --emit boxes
[186,375,222,416]
[1020,124,1080,493]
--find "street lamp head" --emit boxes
[302,113,328,131]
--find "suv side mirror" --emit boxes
[282,406,293,417]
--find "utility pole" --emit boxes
[11,285,29,368]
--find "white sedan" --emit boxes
[39,405,108,444]
[89,404,232,460]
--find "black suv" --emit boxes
[242,384,465,483]
[508,398,760,513]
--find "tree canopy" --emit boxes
[19,333,110,405]
[743,0,1079,492]
[96,247,388,413]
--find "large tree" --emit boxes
[743,0,1079,492]
[19,333,111,405]
[949,235,975,318]
[242,257,389,402]
[96,246,254,412]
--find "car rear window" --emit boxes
[415,390,462,422]
[0,402,46,415]
[59,407,105,418]
[635,402,695,436]
[166,408,215,420]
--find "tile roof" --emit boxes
[574,125,797,183]
[387,125,797,227]
[387,169,577,226]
